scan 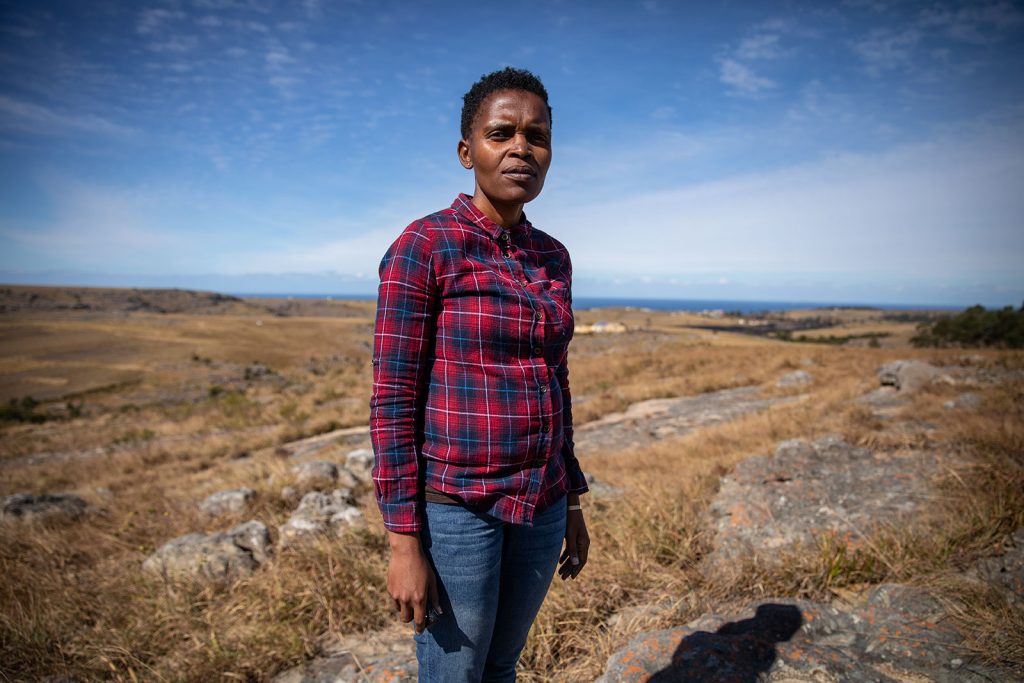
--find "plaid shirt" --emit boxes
[370,194,588,533]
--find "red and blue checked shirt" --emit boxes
[370,194,589,533]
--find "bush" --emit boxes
[912,304,1024,348]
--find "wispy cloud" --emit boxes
[852,27,921,75]
[0,95,135,138]
[719,59,775,96]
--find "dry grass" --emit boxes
[1,303,1021,681]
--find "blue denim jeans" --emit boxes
[414,496,567,682]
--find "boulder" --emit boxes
[775,370,812,388]
[598,585,1005,682]
[944,392,982,410]
[1,492,87,523]
[705,435,943,569]
[876,360,941,392]
[142,520,271,583]
[346,448,374,482]
[291,460,356,489]
[969,528,1024,604]
[198,487,255,517]
[575,386,797,455]
[279,490,363,545]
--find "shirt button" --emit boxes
[540,385,548,394]
[521,279,529,286]
[533,346,542,356]
[534,311,542,320]
[541,424,550,433]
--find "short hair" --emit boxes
[460,67,552,139]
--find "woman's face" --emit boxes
[458,89,552,217]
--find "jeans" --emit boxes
[414,496,567,682]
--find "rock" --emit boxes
[575,386,799,455]
[944,392,982,410]
[775,370,812,388]
[598,585,1005,682]
[279,490,363,545]
[198,487,255,517]
[585,472,622,498]
[291,460,356,489]
[876,360,941,392]
[705,435,943,569]
[280,485,299,502]
[271,623,416,682]
[142,520,271,583]
[1,492,87,523]
[346,448,374,482]
[969,528,1024,604]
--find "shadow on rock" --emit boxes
[649,604,802,683]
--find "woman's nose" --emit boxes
[510,134,531,157]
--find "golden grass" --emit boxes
[1,304,1021,681]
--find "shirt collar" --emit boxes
[452,193,533,240]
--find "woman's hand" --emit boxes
[386,531,441,633]
[559,495,589,580]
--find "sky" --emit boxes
[1,0,1022,307]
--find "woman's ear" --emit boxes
[457,139,473,169]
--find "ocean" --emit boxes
[232,292,961,315]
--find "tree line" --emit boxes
[911,304,1024,348]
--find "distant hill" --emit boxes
[0,284,257,316]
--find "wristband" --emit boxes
[567,504,582,511]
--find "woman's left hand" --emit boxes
[559,497,589,581]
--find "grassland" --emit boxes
[1,286,1021,681]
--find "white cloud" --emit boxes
[718,59,775,96]
[0,95,135,138]
[540,122,1024,288]
[852,27,921,75]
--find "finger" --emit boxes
[412,598,427,634]
[398,600,413,624]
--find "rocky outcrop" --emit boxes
[271,624,416,683]
[876,359,942,392]
[345,448,374,483]
[575,387,799,454]
[969,528,1024,605]
[279,490,363,545]
[705,435,943,569]
[291,460,357,490]
[142,520,271,583]
[598,584,1005,682]
[199,487,255,517]
[775,370,812,388]
[1,492,88,523]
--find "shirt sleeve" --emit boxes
[370,222,437,532]
[555,258,589,495]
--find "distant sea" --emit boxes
[233,292,961,315]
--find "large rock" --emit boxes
[279,490,363,545]
[198,487,255,517]
[969,528,1024,604]
[705,435,943,569]
[272,623,415,682]
[575,386,798,455]
[775,370,812,388]
[346,448,374,483]
[291,460,357,490]
[598,585,1005,682]
[876,360,941,392]
[142,520,271,583]
[1,492,87,523]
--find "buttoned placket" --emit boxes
[496,229,555,470]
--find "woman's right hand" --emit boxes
[386,531,441,633]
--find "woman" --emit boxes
[370,67,589,682]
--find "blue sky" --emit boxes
[1,0,1022,307]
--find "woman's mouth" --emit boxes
[502,166,536,180]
